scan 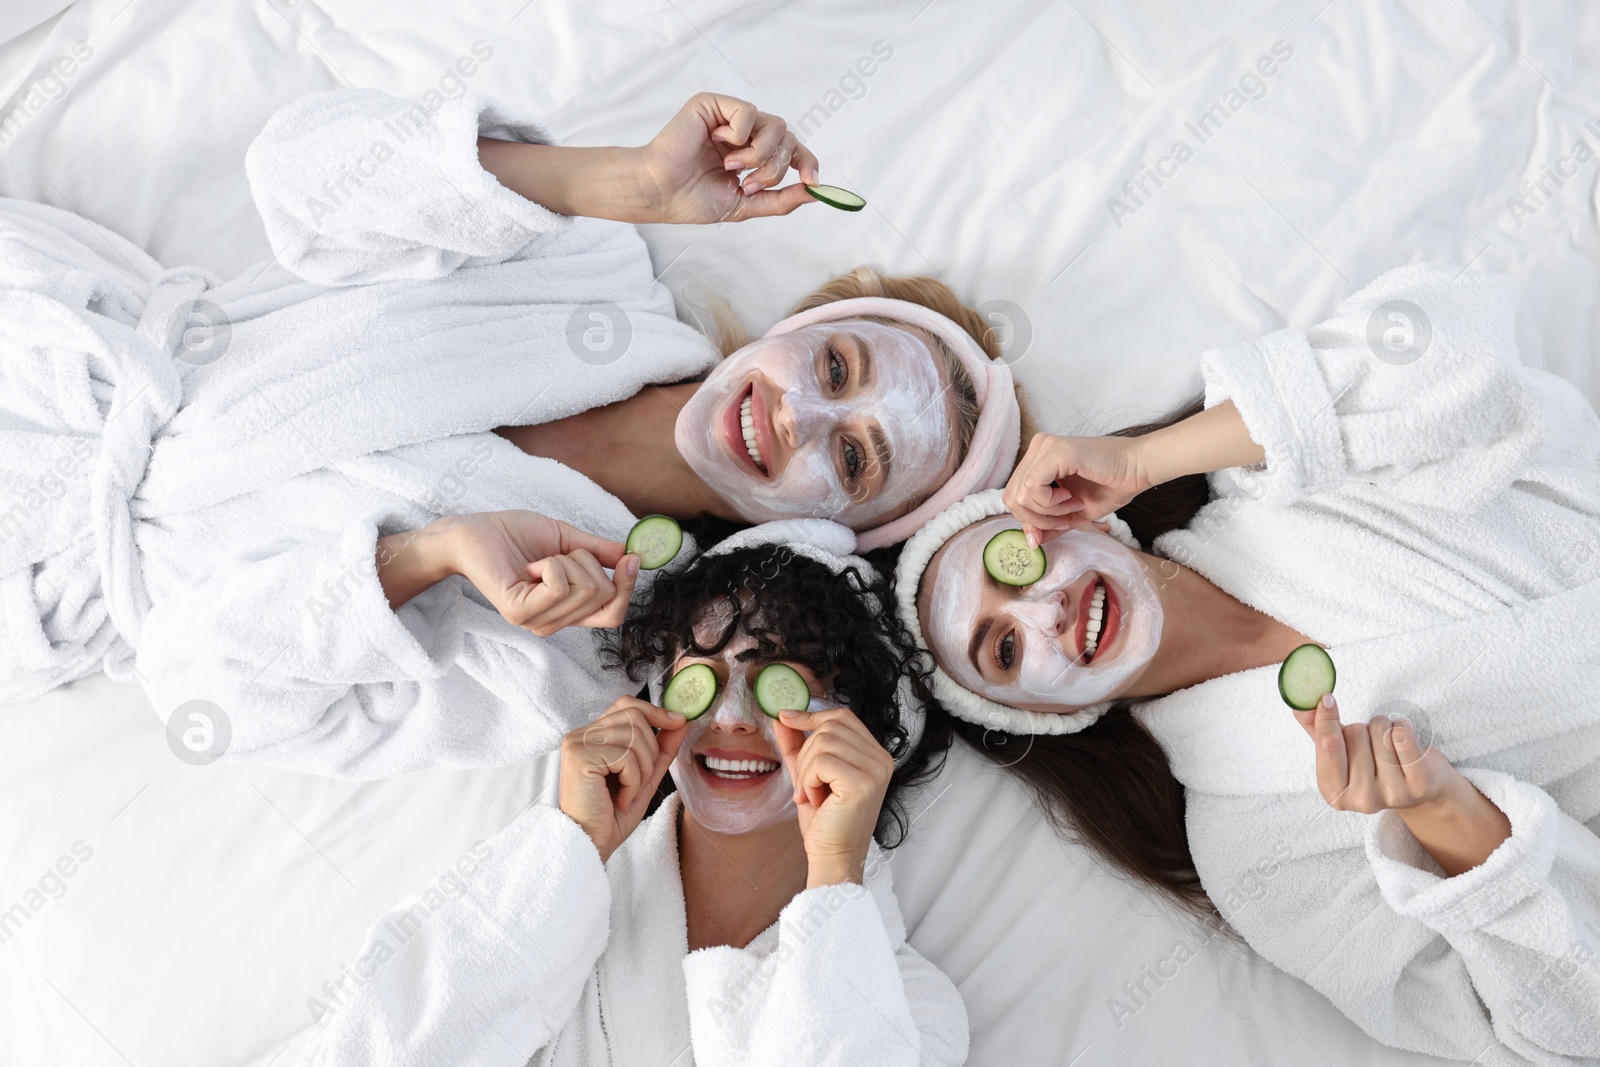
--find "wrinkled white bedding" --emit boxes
[4,1,1596,1064]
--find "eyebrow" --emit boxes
[868,425,892,487]
[967,618,991,679]
[857,333,876,387]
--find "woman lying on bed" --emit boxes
[0,85,1021,777]
[893,264,1600,1064]
[293,525,967,1067]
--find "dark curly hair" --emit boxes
[601,521,951,848]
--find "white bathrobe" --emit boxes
[0,88,720,776]
[293,795,969,1067]
[1130,264,1600,1064]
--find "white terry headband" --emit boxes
[762,296,1022,552]
[659,519,927,762]
[894,490,1141,736]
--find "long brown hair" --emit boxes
[932,397,1221,923]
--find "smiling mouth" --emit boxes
[724,383,770,477]
[739,392,766,471]
[1071,576,1123,665]
[697,753,780,781]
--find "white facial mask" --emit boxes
[668,628,809,835]
[924,518,1164,708]
[675,320,952,527]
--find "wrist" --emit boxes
[806,849,868,889]
[481,140,654,222]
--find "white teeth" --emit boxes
[703,754,778,778]
[1084,583,1106,658]
[739,395,765,471]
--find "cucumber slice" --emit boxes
[753,663,810,718]
[662,663,717,719]
[805,184,867,212]
[1278,644,1336,710]
[982,528,1046,587]
[625,515,683,571]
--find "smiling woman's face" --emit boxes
[918,518,1166,713]
[666,610,828,835]
[676,319,958,528]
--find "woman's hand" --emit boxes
[1003,433,1154,547]
[1292,694,1456,812]
[774,706,895,888]
[639,93,821,224]
[1293,694,1512,876]
[559,697,688,863]
[435,511,639,636]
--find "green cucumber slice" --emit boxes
[982,528,1046,587]
[753,664,810,718]
[625,515,683,571]
[662,663,717,719]
[805,184,867,212]
[1278,644,1336,710]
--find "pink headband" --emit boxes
[762,296,1021,551]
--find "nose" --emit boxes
[779,388,835,449]
[711,682,763,729]
[774,395,800,450]
[1008,595,1066,637]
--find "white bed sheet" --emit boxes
[4,0,1595,1064]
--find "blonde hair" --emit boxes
[696,266,1036,472]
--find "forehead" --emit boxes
[917,517,1013,623]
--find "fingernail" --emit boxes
[1026,529,1039,549]
[1320,693,1337,711]
[724,157,742,171]
[625,556,640,576]
[667,710,684,722]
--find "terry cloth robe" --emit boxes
[1130,264,1600,1065]
[292,794,970,1067]
[0,88,719,777]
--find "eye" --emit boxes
[826,346,847,390]
[996,630,1016,672]
[841,438,862,480]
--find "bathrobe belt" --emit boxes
[89,266,212,657]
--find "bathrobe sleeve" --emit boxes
[1188,778,1600,1065]
[681,856,970,1067]
[134,508,628,778]
[1198,263,1545,513]
[244,87,573,285]
[295,805,611,1067]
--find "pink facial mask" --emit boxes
[675,320,952,527]
[924,518,1164,708]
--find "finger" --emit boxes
[1390,717,1425,775]
[705,94,757,146]
[1370,716,1401,771]
[520,555,573,632]
[1343,719,1376,809]
[794,744,829,809]
[539,555,615,632]
[743,134,796,193]
[1311,694,1349,803]
[628,725,686,822]
[610,747,648,814]
[730,113,789,178]
[551,521,628,569]
[724,181,815,221]
[792,140,821,185]
[1373,716,1413,805]
[586,554,639,629]
[774,720,809,804]
[524,556,592,634]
